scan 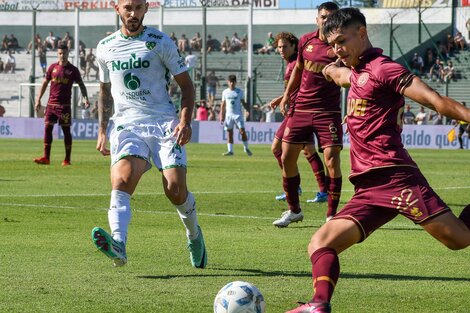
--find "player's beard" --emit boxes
[122,15,145,33]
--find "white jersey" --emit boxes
[222,87,244,116]
[96,27,187,125]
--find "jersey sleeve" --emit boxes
[161,35,187,76]
[96,42,110,83]
[45,64,54,81]
[297,35,307,65]
[376,59,415,95]
[238,88,245,100]
[221,90,226,102]
[74,66,83,84]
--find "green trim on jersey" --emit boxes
[119,26,147,40]
[159,164,187,172]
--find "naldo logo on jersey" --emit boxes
[112,53,150,71]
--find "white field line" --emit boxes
[0,185,469,198]
[0,202,424,229]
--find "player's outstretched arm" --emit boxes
[173,71,195,146]
[96,82,113,156]
[322,59,351,87]
[404,76,470,123]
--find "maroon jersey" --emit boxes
[46,62,82,105]
[295,30,340,112]
[285,53,298,107]
[347,48,417,180]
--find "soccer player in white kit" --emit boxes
[220,74,252,156]
[91,0,207,268]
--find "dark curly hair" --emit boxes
[274,32,299,52]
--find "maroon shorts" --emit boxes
[332,167,449,242]
[283,111,342,149]
[45,104,72,126]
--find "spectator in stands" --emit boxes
[190,32,202,52]
[39,45,47,76]
[7,34,20,53]
[206,34,217,53]
[1,35,8,53]
[446,33,455,54]
[241,34,248,51]
[4,50,15,73]
[44,31,57,50]
[436,40,449,59]
[0,104,5,117]
[207,70,220,107]
[403,104,416,125]
[185,50,198,80]
[415,106,428,125]
[207,105,216,121]
[257,32,275,54]
[424,48,435,71]
[467,19,470,42]
[410,52,424,76]
[90,100,99,120]
[60,32,73,50]
[221,36,232,54]
[0,57,4,73]
[196,101,208,121]
[442,60,455,83]
[428,110,443,125]
[27,33,42,54]
[428,58,443,81]
[169,32,178,47]
[85,48,99,80]
[178,34,190,54]
[230,32,242,52]
[454,32,467,51]
[79,45,86,73]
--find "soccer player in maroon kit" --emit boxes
[270,31,328,206]
[286,8,470,313]
[274,2,342,227]
[34,44,89,166]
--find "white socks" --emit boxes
[227,143,233,153]
[175,192,199,240]
[108,190,132,244]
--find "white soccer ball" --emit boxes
[214,281,266,313]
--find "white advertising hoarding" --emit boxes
[0,118,467,150]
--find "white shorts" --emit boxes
[109,118,187,171]
[224,114,245,131]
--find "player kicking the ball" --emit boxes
[286,8,470,313]
[91,0,207,268]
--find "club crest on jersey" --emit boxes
[145,41,156,50]
[305,45,314,52]
[357,72,369,87]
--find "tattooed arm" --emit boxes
[96,82,113,156]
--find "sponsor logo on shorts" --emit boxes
[391,189,423,218]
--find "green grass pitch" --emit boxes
[0,138,469,312]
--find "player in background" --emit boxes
[269,32,327,203]
[34,44,89,166]
[286,8,470,313]
[273,2,341,227]
[220,74,253,156]
[91,0,207,269]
